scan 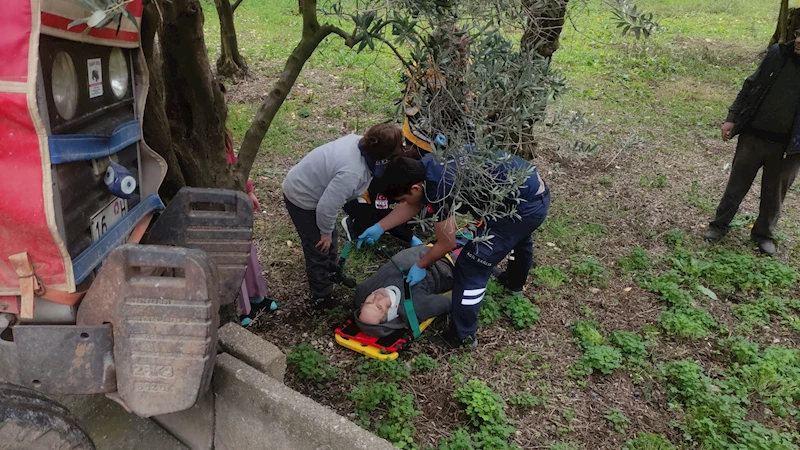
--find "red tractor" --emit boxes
[0,2,251,447]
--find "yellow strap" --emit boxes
[424,243,456,267]
[402,118,433,152]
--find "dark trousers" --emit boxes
[343,200,414,243]
[710,133,800,240]
[284,196,339,299]
[451,188,551,339]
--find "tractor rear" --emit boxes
[0,2,251,448]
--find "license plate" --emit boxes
[91,198,128,242]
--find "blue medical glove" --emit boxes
[410,236,424,247]
[434,133,447,149]
[357,223,384,248]
[406,264,426,286]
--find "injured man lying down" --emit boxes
[354,245,458,336]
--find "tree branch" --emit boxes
[372,34,411,70]
[323,24,363,48]
[235,0,364,180]
[231,0,244,13]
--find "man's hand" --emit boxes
[406,264,426,286]
[357,223,384,248]
[248,192,261,211]
[721,122,735,142]
[316,234,332,252]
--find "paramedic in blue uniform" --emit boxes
[357,149,550,349]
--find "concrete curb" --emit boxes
[213,353,397,450]
[217,323,286,381]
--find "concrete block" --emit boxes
[213,353,397,450]
[218,323,286,381]
[152,388,215,450]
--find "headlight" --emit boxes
[51,52,78,120]
[109,48,129,99]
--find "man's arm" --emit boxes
[415,215,457,270]
[376,201,421,231]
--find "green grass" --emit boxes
[556,0,776,139]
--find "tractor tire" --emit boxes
[0,383,95,450]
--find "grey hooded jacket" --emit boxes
[354,245,455,324]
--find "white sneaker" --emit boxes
[341,216,354,241]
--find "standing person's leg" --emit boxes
[708,134,767,236]
[753,147,800,246]
[326,226,340,283]
[449,220,519,345]
[284,196,335,305]
[449,249,497,346]
[501,190,551,292]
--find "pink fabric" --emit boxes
[243,242,267,298]
[0,0,31,82]
[0,93,68,290]
[225,132,237,166]
[237,278,250,316]
[225,129,254,194]
[225,132,265,315]
[236,242,268,316]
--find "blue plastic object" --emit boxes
[105,161,136,199]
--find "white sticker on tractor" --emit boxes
[88,58,103,98]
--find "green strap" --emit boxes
[403,278,421,339]
[340,241,352,260]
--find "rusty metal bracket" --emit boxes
[14,325,116,394]
[146,187,253,305]
[77,244,219,417]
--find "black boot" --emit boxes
[431,326,478,350]
[703,227,726,242]
[495,271,523,296]
[330,263,356,288]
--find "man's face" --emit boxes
[359,288,392,324]
[795,33,800,54]
[395,184,424,205]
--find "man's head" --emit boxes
[381,157,427,204]
[358,286,401,324]
[360,123,403,161]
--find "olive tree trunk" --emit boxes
[771,1,800,47]
[141,0,235,200]
[141,0,360,198]
[521,0,570,59]
[215,0,248,77]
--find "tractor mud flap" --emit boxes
[146,187,253,305]
[76,245,219,417]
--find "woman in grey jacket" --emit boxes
[282,123,402,310]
